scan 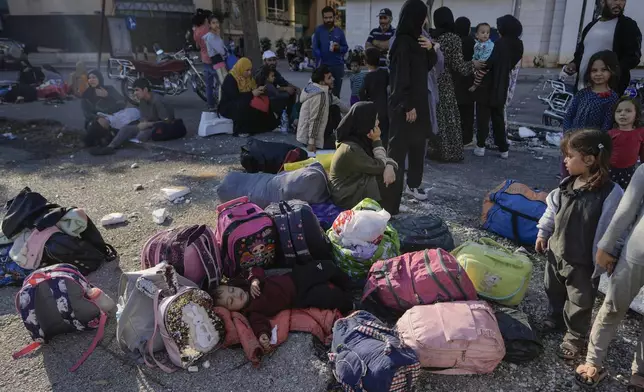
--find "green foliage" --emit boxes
[260,37,272,52]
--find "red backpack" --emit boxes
[362,249,478,314]
[215,197,277,278]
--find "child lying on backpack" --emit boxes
[211,260,354,351]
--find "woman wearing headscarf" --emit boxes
[219,57,279,136]
[428,7,474,163]
[68,61,89,98]
[329,102,398,209]
[380,0,437,215]
[473,15,524,159]
[81,69,126,126]
[453,16,476,146]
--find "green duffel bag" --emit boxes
[327,198,400,281]
[451,237,533,306]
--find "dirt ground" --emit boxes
[0,119,640,392]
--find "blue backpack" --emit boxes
[481,180,548,245]
[329,311,420,392]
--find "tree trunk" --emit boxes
[238,0,262,67]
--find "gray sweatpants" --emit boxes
[544,250,600,347]
[108,124,154,148]
[586,259,644,373]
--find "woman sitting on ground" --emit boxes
[81,70,126,127]
[218,57,279,137]
[329,102,397,209]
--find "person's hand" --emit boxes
[250,279,261,298]
[564,62,577,75]
[284,86,296,95]
[137,121,152,130]
[383,165,396,187]
[535,237,548,254]
[418,36,433,50]
[307,144,317,153]
[95,88,108,97]
[333,43,340,52]
[252,86,265,97]
[473,60,486,70]
[596,248,617,274]
[406,108,417,123]
[368,126,381,141]
[259,334,271,351]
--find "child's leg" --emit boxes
[204,64,215,109]
[562,263,599,351]
[585,260,644,369]
[297,283,354,314]
[544,251,567,323]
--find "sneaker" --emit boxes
[405,186,428,201]
[500,151,509,159]
[473,147,485,157]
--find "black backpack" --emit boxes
[495,307,543,363]
[391,215,455,253]
[240,138,308,174]
[265,200,331,267]
[149,119,187,141]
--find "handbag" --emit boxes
[250,95,270,113]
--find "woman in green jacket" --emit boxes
[329,102,398,209]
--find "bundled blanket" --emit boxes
[213,306,341,366]
[217,162,330,209]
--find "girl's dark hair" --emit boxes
[192,8,212,26]
[561,129,613,190]
[256,66,274,86]
[612,96,642,128]
[475,23,491,32]
[583,50,620,91]
[365,47,380,67]
[208,9,225,23]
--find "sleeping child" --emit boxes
[211,260,355,351]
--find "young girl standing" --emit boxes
[203,14,228,111]
[536,129,623,361]
[573,163,644,390]
[561,51,620,177]
[608,97,644,190]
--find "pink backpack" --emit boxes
[362,249,478,313]
[140,225,222,290]
[215,196,277,278]
[396,301,505,375]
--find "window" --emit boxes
[267,0,287,16]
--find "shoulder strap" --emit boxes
[145,290,177,373]
[282,202,312,263]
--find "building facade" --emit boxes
[345,0,644,67]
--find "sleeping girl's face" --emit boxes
[214,285,249,311]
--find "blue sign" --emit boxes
[126,16,137,31]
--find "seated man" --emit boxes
[90,78,184,155]
[296,65,350,152]
[211,261,354,352]
[255,51,299,118]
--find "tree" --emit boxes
[237,0,262,66]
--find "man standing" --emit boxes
[312,6,349,97]
[255,50,299,117]
[564,0,641,94]
[365,8,396,66]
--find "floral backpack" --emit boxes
[327,199,400,281]
[12,264,108,372]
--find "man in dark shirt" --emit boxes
[365,8,396,66]
[255,50,299,118]
[359,47,390,147]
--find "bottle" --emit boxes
[280,109,289,134]
[87,287,116,313]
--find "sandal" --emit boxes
[575,363,608,389]
[628,373,644,392]
[557,341,582,360]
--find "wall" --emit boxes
[7,0,113,15]
[258,20,295,42]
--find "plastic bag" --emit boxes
[332,209,391,248]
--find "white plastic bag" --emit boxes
[337,209,391,248]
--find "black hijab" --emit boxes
[454,17,471,38]
[431,7,455,38]
[335,102,379,157]
[497,14,523,39]
[83,69,105,103]
[390,0,428,58]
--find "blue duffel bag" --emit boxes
[481,180,549,245]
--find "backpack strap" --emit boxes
[281,201,312,263]
[193,233,221,288]
[145,290,177,373]
[354,320,399,355]
[275,204,297,265]
[69,311,107,372]
[421,250,453,302]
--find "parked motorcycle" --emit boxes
[107,45,206,105]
